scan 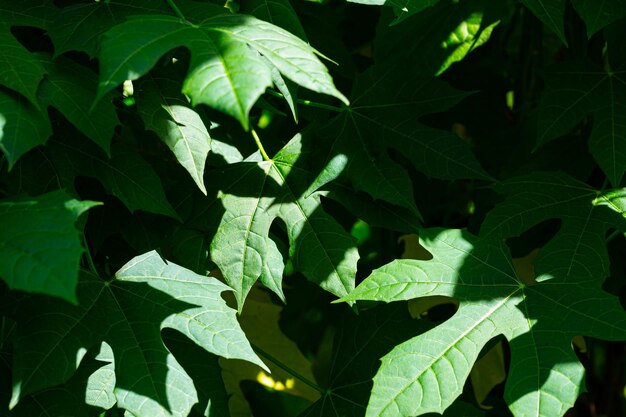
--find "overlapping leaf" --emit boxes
[536,61,626,186]
[571,0,626,36]
[521,0,566,44]
[6,251,266,416]
[0,190,99,302]
[136,74,212,194]
[96,13,347,129]
[310,69,490,222]
[345,0,439,25]
[191,134,359,310]
[48,136,180,220]
[342,223,626,417]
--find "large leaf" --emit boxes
[536,61,626,186]
[240,0,307,41]
[136,74,211,194]
[192,133,359,310]
[96,14,348,129]
[0,88,51,168]
[342,225,626,417]
[310,69,490,220]
[7,251,266,416]
[0,190,99,302]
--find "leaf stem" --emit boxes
[606,229,622,242]
[251,128,271,161]
[251,343,327,394]
[267,90,344,112]
[164,0,186,20]
[83,235,98,275]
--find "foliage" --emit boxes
[1,0,626,416]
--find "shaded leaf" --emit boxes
[0,190,99,302]
[536,61,626,186]
[521,0,566,44]
[241,0,308,41]
[0,87,51,168]
[571,0,626,36]
[38,55,119,155]
[8,251,266,416]
[0,24,45,106]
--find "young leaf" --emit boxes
[341,227,626,417]
[0,88,51,168]
[0,190,99,303]
[136,74,212,194]
[194,134,359,310]
[96,14,347,129]
[7,252,266,416]
[536,61,626,186]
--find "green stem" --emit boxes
[251,128,271,161]
[83,235,98,275]
[606,229,622,242]
[252,343,327,394]
[267,90,344,112]
[165,0,186,20]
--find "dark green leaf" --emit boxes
[522,0,566,44]
[571,0,626,37]
[0,190,99,302]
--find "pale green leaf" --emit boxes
[343,226,626,417]
[137,74,211,194]
[193,134,358,309]
[241,0,308,41]
[8,252,266,415]
[0,190,99,303]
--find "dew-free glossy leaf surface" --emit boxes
[342,225,626,417]
[193,134,359,310]
[8,252,266,416]
[97,14,347,129]
[0,190,98,302]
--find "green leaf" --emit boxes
[375,0,499,76]
[193,133,359,310]
[0,0,57,28]
[8,252,266,416]
[240,0,308,41]
[571,0,626,37]
[521,0,566,44]
[49,138,180,220]
[536,61,626,186]
[346,0,440,25]
[0,87,51,168]
[342,226,626,417]
[0,190,99,303]
[0,24,45,106]
[136,74,211,194]
[300,303,430,416]
[96,14,347,129]
[38,55,119,155]
[310,70,489,218]
[85,342,116,410]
